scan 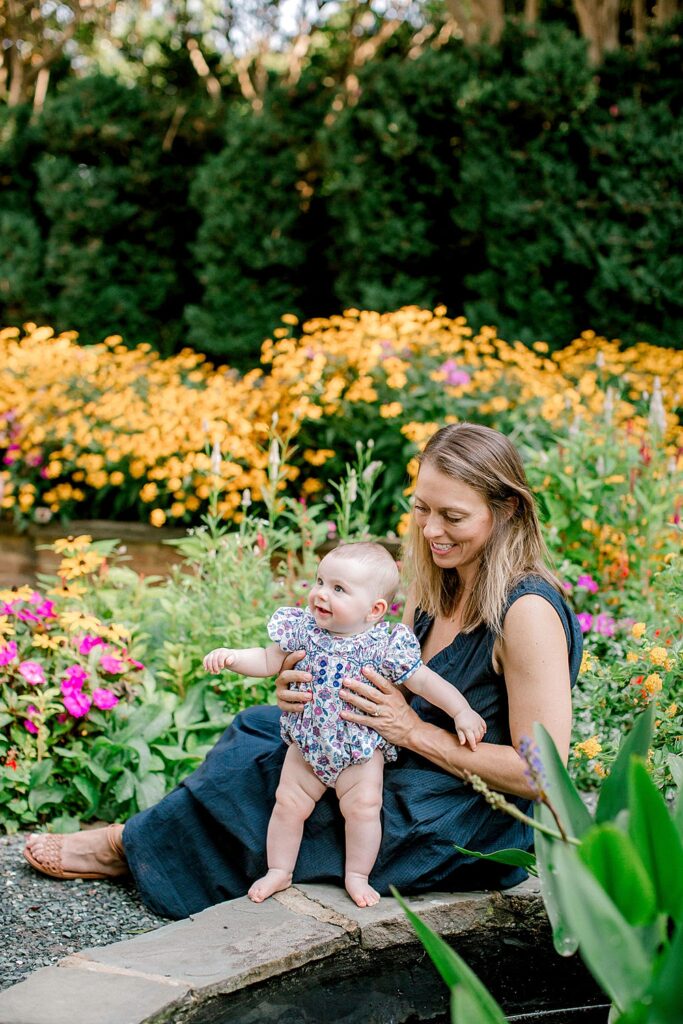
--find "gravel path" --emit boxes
[1,832,168,992]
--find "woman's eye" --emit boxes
[414,505,428,514]
[445,516,462,525]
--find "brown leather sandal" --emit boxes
[23,824,128,880]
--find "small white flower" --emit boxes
[595,351,605,369]
[210,439,222,475]
[347,469,358,503]
[268,438,280,475]
[242,488,252,508]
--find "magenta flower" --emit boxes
[18,661,46,685]
[33,600,56,619]
[78,634,105,655]
[125,656,145,671]
[577,574,599,594]
[24,719,39,734]
[17,608,40,623]
[92,687,120,710]
[99,654,124,674]
[63,690,92,718]
[62,665,89,694]
[439,359,471,387]
[0,641,18,666]
[577,612,593,634]
[594,613,616,637]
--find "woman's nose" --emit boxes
[422,516,441,538]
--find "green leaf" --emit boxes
[533,723,592,838]
[534,803,579,957]
[152,744,198,762]
[29,759,54,788]
[454,845,538,876]
[668,754,683,792]
[628,758,683,920]
[73,775,100,813]
[578,824,656,926]
[112,769,135,803]
[392,889,507,1024]
[86,760,112,784]
[28,786,67,813]
[596,704,654,825]
[647,911,683,1024]
[127,736,152,775]
[0,713,13,728]
[134,773,167,811]
[552,840,651,1012]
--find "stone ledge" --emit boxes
[0,881,554,1024]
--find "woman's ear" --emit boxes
[367,598,388,623]
[502,496,519,520]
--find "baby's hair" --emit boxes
[324,541,400,603]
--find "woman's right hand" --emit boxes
[275,650,312,714]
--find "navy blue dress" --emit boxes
[123,576,582,919]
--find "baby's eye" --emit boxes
[316,577,323,586]
[334,584,344,593]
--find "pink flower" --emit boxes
[125,656,144,670]
[92,687,119,710]
[577,574,599,594]
[18,661,46,685]
[99,654,124,674]
[577,612,593,634]
[0,641,18,666]
[17,608,40,623]
[24,719,39,734]
[78,634,105,655]
[33,600,56,619]
[561,580,573,592]
[62,665,89,694]
[595,613,615,637]
[439,359,471,387]
[63,690,92,718]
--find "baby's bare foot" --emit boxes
[345,872,380,908]
[248,868,293,903]
[24,825,127,878]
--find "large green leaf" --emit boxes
[134,772,167,811]
[647,913,683,1024]
[29,759,54,788]
[454,845,538,876]
[392,890,507,1024]
[596,704,654,825]
[533,723,592,838]
[552,840,651,1012]
[628,758,683,920]
[534,802,579,957]
[578,824,656,926]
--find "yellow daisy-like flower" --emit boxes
[48,581,87,600]
[106,623,130,644]
[53,535,93,554]
[379,402,403,419]
[626,651,639,663]
[150,508,166,527]
[303,449,335,467]
[580,651,593,673]
[665,703,678,717]
[649,646,668,667]
[58,611,103,634]
[574,735,602,759]
[643,673,663,695]
[0,616,15,639]
[0,585,34,602]
[32,633,67,650]
[631,622,646,639]
[58,549,105,580]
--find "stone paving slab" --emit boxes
[0,882,543,1024]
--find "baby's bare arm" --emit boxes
[204,642,286,677]
[405,664,472,717]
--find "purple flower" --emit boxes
[99,654,124,674]
[23,719,39,735]
[594,613,615,637]
[561,580,573,592]
[92,687,119,710]
[439,359,471,387]
[577,574,599,594]
[17,608,40,623]
[18,661,46,685]
[577,612,593,634]
[63,690,92,718]
[0,641,18,666]
[78,634,105,655]
[62,665,89,694]
[33,600,56,619]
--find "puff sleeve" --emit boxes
[266,606,307,653]
[382,623,423,684]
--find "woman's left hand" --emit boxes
[339,667,420,748]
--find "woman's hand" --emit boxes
[340,666,421,748]
[275,650,313,714]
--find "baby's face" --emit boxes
[308,553,381,635]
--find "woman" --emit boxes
[24,423,581,918]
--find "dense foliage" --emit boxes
[1,20,681,362]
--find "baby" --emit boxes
[203,541,486,908]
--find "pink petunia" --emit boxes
[33,600,56,619]
[99,654,124,674]
[0,641,18,667]
[92,687,120,710]
[63,690,92,718]
[577,612,593,634]
[125,656,145,671]
[23,719,39,734]
[594,613,616,637]
[61,665,89,695]
[439,359,471,387]
[18,661,46,685]
[577,574,599,594]
[78,634,105,655]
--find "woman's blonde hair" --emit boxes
[404,422,560,635]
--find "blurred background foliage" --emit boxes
[0,0,681,363]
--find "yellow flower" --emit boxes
[379,402,403,418]
[303,449,335,467]
[649,646,668,666]
[580,651,593,673]
[0,616,15,639]
[59,611,103,633]
[48,581,87,600]
[643,673,662,695]
[109,471,125,486]
[594,763,607,778]
[58,550,105,579]
[301,478,323,495]
[574,735,602,758]
[106,623,130,643]
[33,633,67,650]
[626,651,639,663]
[665,703,678,717]
[396,511,412,537]
[280,313,299,326]
[150,508,166,527]
[631,622,646,639]
[53,535,93,554]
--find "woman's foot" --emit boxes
[345,872,380,908]
[23,824,128,880]
[248,868,293,903]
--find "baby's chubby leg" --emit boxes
[335,752,384,908]
[248,744,326,903]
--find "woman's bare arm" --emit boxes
[341,594,572,800]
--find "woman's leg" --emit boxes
[24,823,128,879]
[335,752,384,908]
[248,743,326,903]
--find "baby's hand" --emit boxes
[203,648,237,673]
[453,708,487,751]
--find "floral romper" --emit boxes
[267,607,423,786]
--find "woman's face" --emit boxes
[413,462,495,575]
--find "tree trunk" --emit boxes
[445,0,505,45]
[655,0,680,25]
[524,0,541,24]
[573,0,620,64]
[632,0,646,43]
